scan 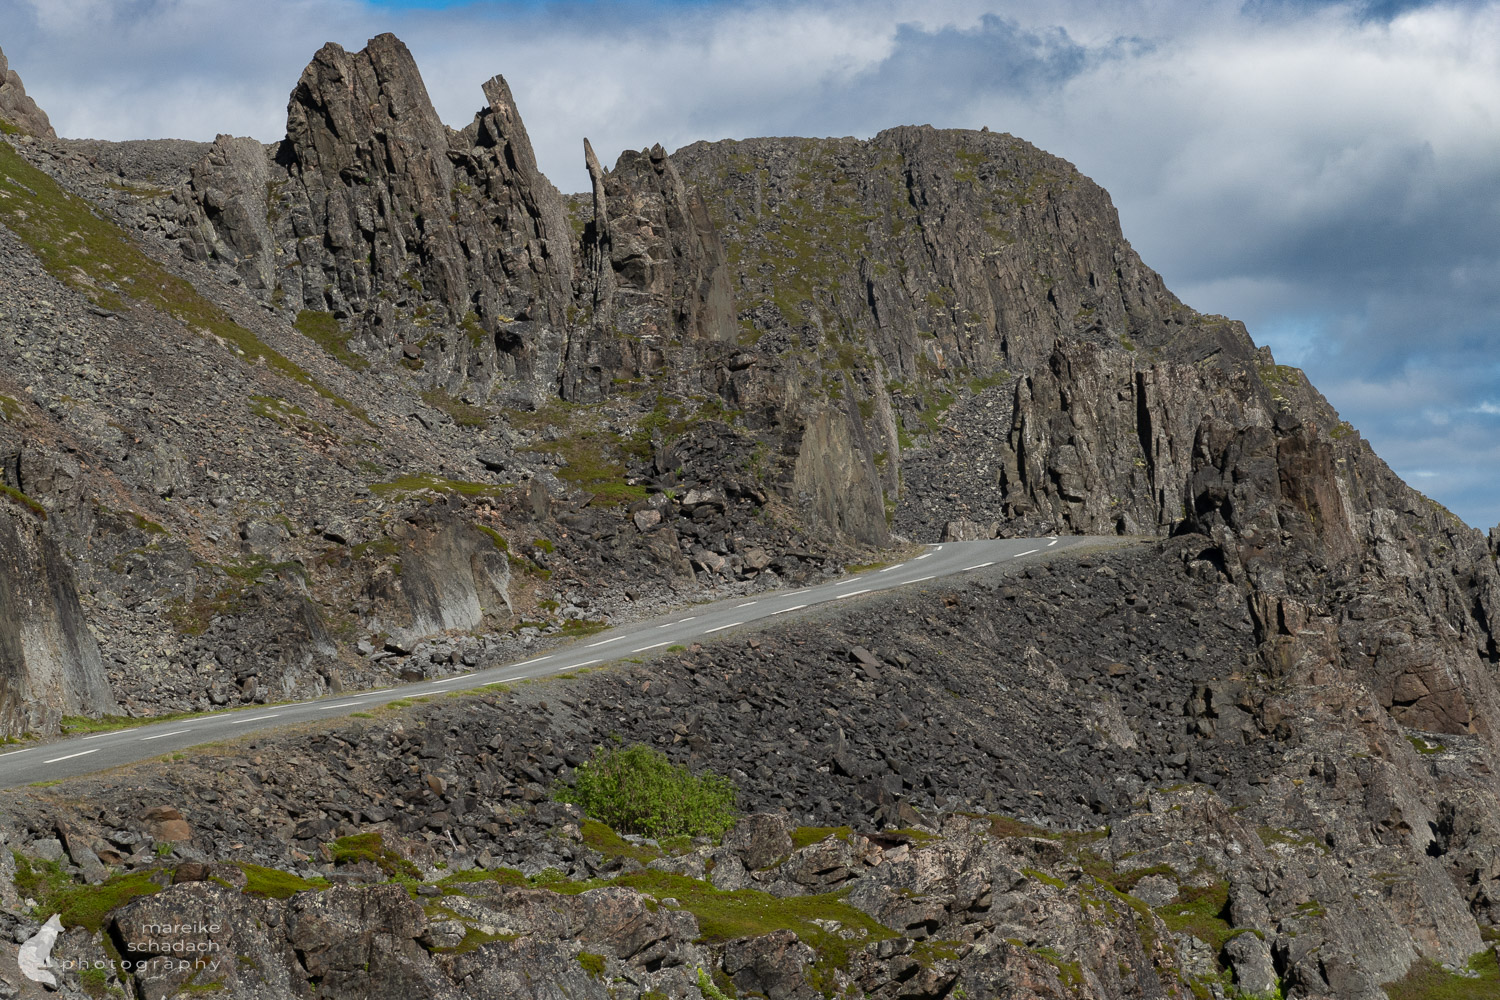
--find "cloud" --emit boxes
[1,0,1498,526]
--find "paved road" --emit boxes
[0,535,1125,789]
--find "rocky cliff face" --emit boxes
[1,32,1499,1000]
[0,46,53,139]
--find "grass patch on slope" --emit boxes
[0,142,367,423]
[12,853,165,931]
[1384,949,1500,1000]
[293,310,368,371]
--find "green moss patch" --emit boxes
[13,853,165,931]
[421,389,490,428]
[576,951,606,979]
[0,143,368,423]
[1155,880,1236,952]
[790,826,852,851]
[294,310,367,371]
[369,473,509,500]
[236,863,330,900]
[0,483,46,520]
[581,819,662,865]
[1385,949,1500,1000]
[326,831,421,879]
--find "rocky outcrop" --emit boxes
[0,508,117,736]
[0,46,54,138]
[178,34,576,393]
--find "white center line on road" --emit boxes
[587,635,627,647]
[837,588,872,600]
[229,713,281,725]
[44,748,99,764]
[81,732,115,740]
[632,641,672,653]
[914,553,933,560]
[1047,538,1058,546]
[1013,548,1038,558]
[879,565,902,573]
[964,561,995,570]
[514,656,551,667]
[736,601,757,608]
[1,747,35,755]
[140,729,193,741]
[772,604,807,615]
[704,622,744,634]
[658,616,697,629]
[428,678,464,686]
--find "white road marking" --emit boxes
[1047,538,1058,546]
[835,578,865,587]
[879,565,902,573]
[912,575,936,583]
[44,748,99,763]
[737,601,757,608]
[964,561,995,570]
[704,621,743,634]
[1013,549,1038,557]
[1,747,35,755]
[914,553,932,560]
[772,604,807,615]
[514,656,550,667]
[428,678,463,686]
[140,729,193,741]
[81,732,115,740]
[658,616,697,629]
[229,713,281,725]
[837,589,872,600]
[365,688,394,695]
[632,642,672,653]
[567,659,601,670]
[587,635,626,647]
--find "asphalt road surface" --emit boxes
[0,535,1125,789]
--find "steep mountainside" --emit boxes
[0,34,1499,1000]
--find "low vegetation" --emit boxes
[0,142,369,423]
[557,743,738,839]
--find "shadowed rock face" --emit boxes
[0,509,117,736]
[0,46,55,138]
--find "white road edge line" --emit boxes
[837,589,872,600]
[428,678,464,686]
[81,732,114,740]
[140,729,193,741]
[567,659,602,670]
[587,635,627,647]
[736,601,757,607]
[912,575,936,583]
[964,561,995,570]
[772,604,807,615]
[44,748,99,763]
[704,622,743,634]
[632,642,672,653]
[229,714,281,725]
[1047,538,1058,546]
[914,553,932,560]
[1013,548,1038,557]
[879,565,902,573]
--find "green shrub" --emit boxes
[558,744,737,839]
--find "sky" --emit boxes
[1,0,1498,528]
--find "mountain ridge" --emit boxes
[0,34,1498,1000]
